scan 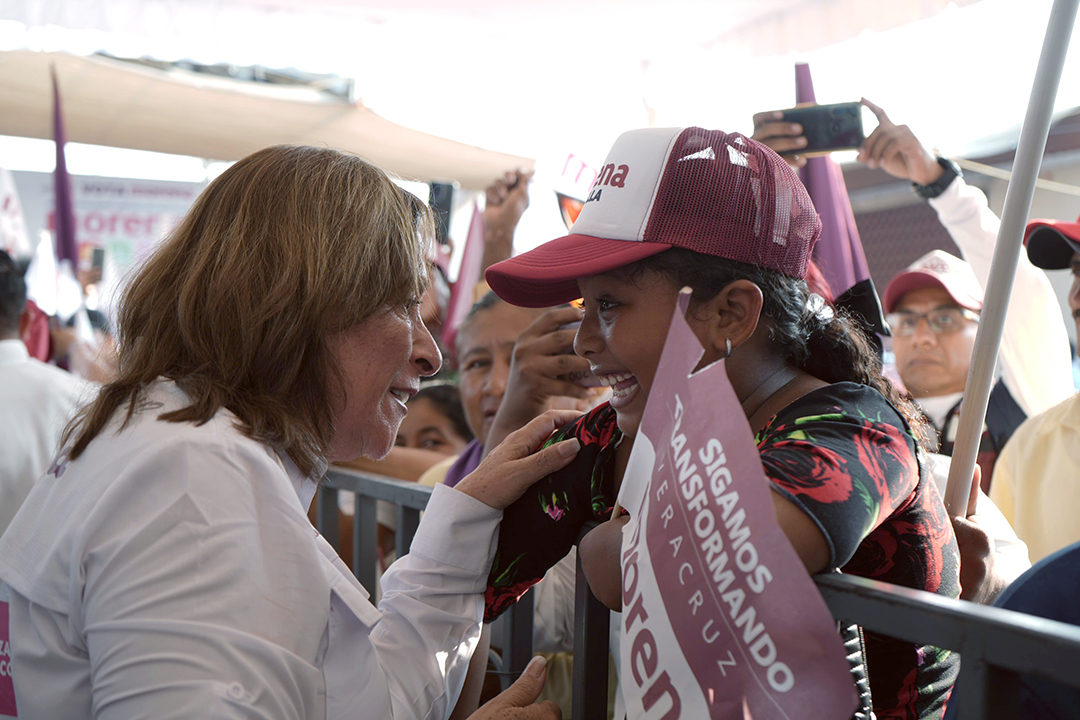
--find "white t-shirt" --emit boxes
[0,379,499,720]
[0,339,93,537]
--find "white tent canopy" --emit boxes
[0,49,534,189]
[0,0,998,190]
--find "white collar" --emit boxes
[0,338,31,364]
[276,449,324,511]
[915,392,965,430]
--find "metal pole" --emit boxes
[571,554,610,720]
[944,0,1080,514]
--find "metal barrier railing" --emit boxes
[319,467,431,592]
[815,573,1080,720]
[318,467,1080,720]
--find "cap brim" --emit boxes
[883,270,982,313]
[1025,220,1080,269]
[485,234,672,307]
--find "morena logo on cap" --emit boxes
[484,127,821,309]
[914,253,965,277]
[585,163,631,205]
[594,163,630,188]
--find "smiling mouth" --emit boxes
[389,388,412,403]
[595,371,639,402]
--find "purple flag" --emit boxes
[795,63,869,297]
[441,203,485,348]
[795,64,887,345]
[51,64,78,267]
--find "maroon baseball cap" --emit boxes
[1025,214,1080,270]
[882,250,983,313]
[485,127,822,308]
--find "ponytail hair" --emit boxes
[635,248,930,448]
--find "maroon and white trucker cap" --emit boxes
[485,127,823,307]
[882,249,983,313]
[1025,213,1080,270]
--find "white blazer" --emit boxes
[0,380,499,720]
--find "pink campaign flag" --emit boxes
[441,203,485,348]
[617,290,857,720]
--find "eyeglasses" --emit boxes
[887,307,979,336]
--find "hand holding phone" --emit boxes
[753,101,868,167]
[776,102,864,156]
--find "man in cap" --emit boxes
[858,106,1076,598]
[882,249,1053,487]
[990,218,1080,562]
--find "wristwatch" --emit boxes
[912,157,962,199]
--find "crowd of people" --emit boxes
[2,97,1080,720]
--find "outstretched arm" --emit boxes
[482,170,534,275]
[859,98,1073,417]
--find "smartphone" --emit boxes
[776,102,864,156]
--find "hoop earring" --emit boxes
[725,337,733,358]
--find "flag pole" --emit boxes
[51,64,78,269]
[944,0,1080,514]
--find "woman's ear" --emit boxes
[690,279,764,359]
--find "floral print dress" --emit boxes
[485,382,960,720]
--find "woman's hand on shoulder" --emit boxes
[456,410,582,510]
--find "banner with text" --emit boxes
[618,291,857,720]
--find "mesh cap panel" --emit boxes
[643,129,821,278]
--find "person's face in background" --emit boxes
[891,286,978,398]
[455,302,542,446]
[394,396,470,455]
[325,303,441,462]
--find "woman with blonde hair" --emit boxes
[0,145,576,720]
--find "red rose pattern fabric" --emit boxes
[483,405,622,623]
[759,383,959,720]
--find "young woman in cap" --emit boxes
[482,129,960,720]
